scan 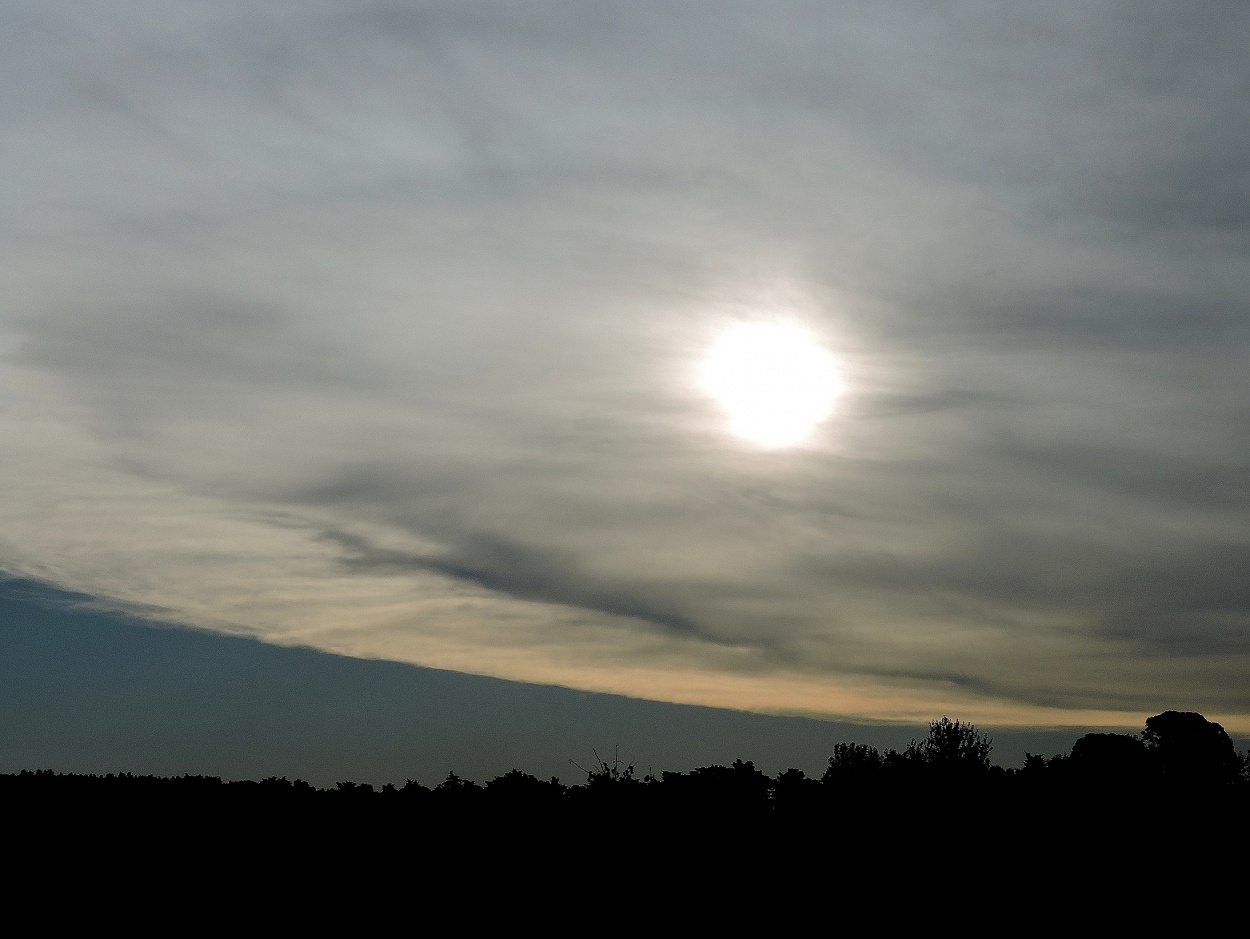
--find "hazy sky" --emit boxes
[3,2,1248,733]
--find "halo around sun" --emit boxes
[701,321,842,448]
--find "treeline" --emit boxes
[4,711,1247,823]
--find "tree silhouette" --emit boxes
[908,716,992,778]
[772,767,821,813]
[822,742,885,788]
[1141,711,1241,788]
[1068,733,1151,786]
[576,748,644,789]
[485,768,566,810]
[6,708,1246,845]
[431,771,483,812]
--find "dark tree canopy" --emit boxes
[3,710,1245,845]
[1141,711,1241,787]
[1070,733,1148,768]
[823,742,885,786]
[908,716,993,777]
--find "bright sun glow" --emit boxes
[701,322,842,448]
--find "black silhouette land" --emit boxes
[7,710,1246,854]
[8,710,1248,921]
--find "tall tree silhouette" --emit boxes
[908,716,992,779]
[1141,711,1241,788]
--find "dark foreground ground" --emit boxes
[7,713,1247,867]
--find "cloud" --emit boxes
[319,527,707,639]
[2,2,1248,730]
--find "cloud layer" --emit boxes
[3,2,1248,729]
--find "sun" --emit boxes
[701,321,842,448]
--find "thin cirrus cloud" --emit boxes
[1,2,1248,730]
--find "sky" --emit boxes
[7,578,1112,785]
[2,1,1248,751]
